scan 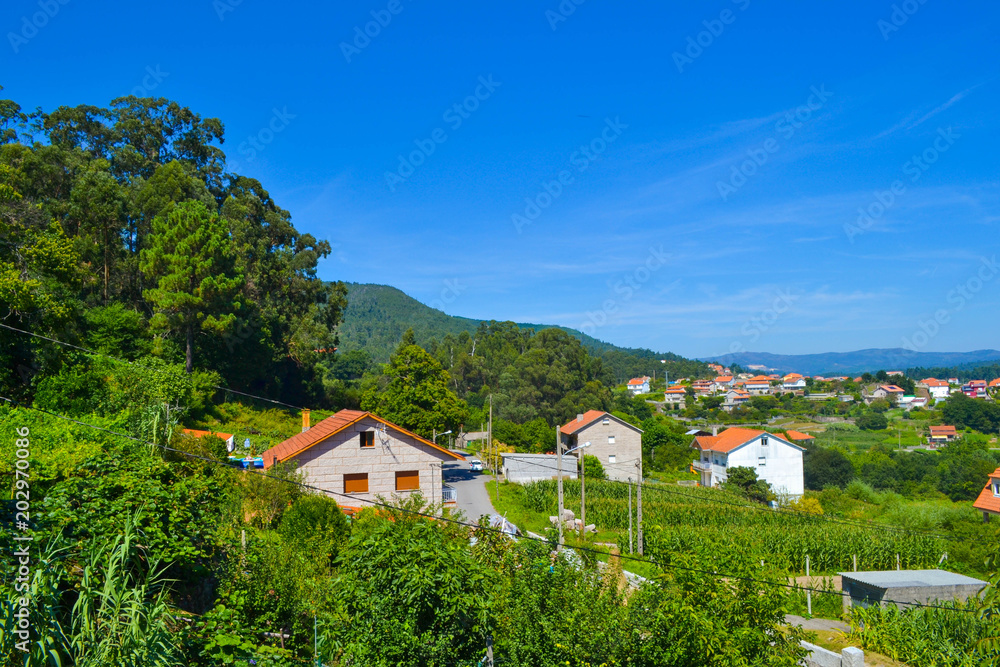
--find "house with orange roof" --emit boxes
[561,410,642,482]
[713,375,734,391]
[782,373,807,391]
[990,378,1000,388]
[182,429,235,452]
[963,380,988,399]
[722,389,752,412]
[626,376,651,395]
[691,380,715,395]
[928,425,957,444]
[745,375,773,395]
[690,427,804,497]
[663,386,688,408]
[918,378,951,401]
[258,410,465,510]
[973,468,1000,522]
[867,384,905,404]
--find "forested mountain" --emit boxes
[339,282,707,384]
[705,348,1000,376]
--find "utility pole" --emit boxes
[485,633,494,667]
[556,426,564,548]
[579,450,586,540]
[489,394,498,503]
[628,477,633,554]
[636,460,643,556]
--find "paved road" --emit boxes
[785,614,850,632]
[443,460,497,521]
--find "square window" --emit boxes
[395,470,420,491]
[758,457,766,466]
[761,437,769,446]
[603,418,610,425]
[344,473,368,494]
[360,432,375,448]
[609,455,617,464]
[608,435,615,445]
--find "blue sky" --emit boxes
[2,0,998,359]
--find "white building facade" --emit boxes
[691,428,804,498]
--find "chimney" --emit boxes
[302,409,310,433]
[712,425,718,436]
[577,414,584,422]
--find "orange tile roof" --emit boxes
[746,376,771,384]
[560,410,609,435]
[691,428,801,454]
[990,379,1000,387]
[784,430,815,441]
[627,378,648,386]
[929,425,957,435]
[715,376,733,382]
[259,410,464,469]
[879,384,904,393]
[665,387,687,394]
[783,373,804,381]
[921,378,949,387]
[182,428,234,441]
[973,468,1000,515]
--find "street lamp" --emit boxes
[433,429,452,445]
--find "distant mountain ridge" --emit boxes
[702,349,1000,376]
[336,283,693,366]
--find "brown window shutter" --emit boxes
[344,473,368,494]
[395,470,420,491]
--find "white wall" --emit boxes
[726,434,804,497]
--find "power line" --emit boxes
[0,321,337,417]
[4,322,950,541]
[1,396,979,615]
[502,453,954,541]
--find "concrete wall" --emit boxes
[801,642,864,667]
[841,579,986,609]
[564,415,642,482]
[289,416,455,508]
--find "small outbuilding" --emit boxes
[839,569,987,610]
[501,453,577,484]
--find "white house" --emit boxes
[745,376,772,395]
[918,378,951,401]
[626,376,651,395]
[691,428,804,497]
[782,373,807,391]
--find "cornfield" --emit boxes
[520,480,944,574]
[848,600,999,667]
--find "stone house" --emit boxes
[560,410,643,483]
[260,409,464,511]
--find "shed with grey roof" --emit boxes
[839,569,987,610]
